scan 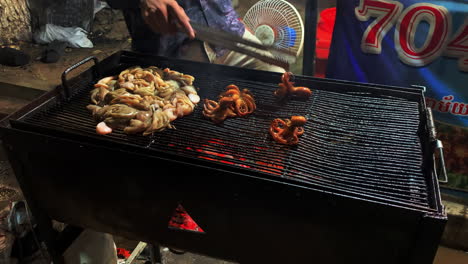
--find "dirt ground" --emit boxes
[0,6,130,92]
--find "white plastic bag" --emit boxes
[33,24,94,48]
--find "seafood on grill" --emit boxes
[274,72,312,100]
[96,121,113,135]
[269,116,307,145]
[203,84,256,123]
[203,97,238,124]
[91,76,118,104]
[219,84,256,117]
[87,66,199,135]
[162,68,195,86]
[87,104,140,135]
[123,110,153,135]
[170,90,197,117]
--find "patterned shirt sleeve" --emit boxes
[112,0,245,59]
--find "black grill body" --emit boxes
[0,51,446,264]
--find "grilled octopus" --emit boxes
[274,72,312,100]
[270,116,307,145]
[219,84,256,117]
[202,96,238,124]
[203,84,257,123]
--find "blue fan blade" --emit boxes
[283,26,296,47]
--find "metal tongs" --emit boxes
[190,22,297,70]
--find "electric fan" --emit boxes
[243,0,305,58]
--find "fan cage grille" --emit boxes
[243,0,305,56]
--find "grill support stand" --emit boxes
[2,143,63,263]
[10,198,165,264]
[2,141,83,264]
[125,242,163,264]
[409,213,447,264]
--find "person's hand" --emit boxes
[140,0,195,39]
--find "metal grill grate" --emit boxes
[15,57,434,213]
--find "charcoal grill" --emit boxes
[0,51,447,264]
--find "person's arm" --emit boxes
[140,0,195,39]
[106,0,194,38]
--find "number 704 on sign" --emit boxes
[355,0,468,72]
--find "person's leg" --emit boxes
[204,30,286,73]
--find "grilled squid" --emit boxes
[275,72,312,100]
[96,121,113,135]
[88,66,200,135]
[90,76,117,104]
[143,108,173,136]
[163,68,195,86]
[124,111,153,134]
[87,104,140,135]
[181,85,201,104]
[165,91,196,119]
[270,116,307,145]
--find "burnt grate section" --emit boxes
[15,61,432,213]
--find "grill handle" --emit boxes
[61,56,100,99]
[426,108,448,184]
